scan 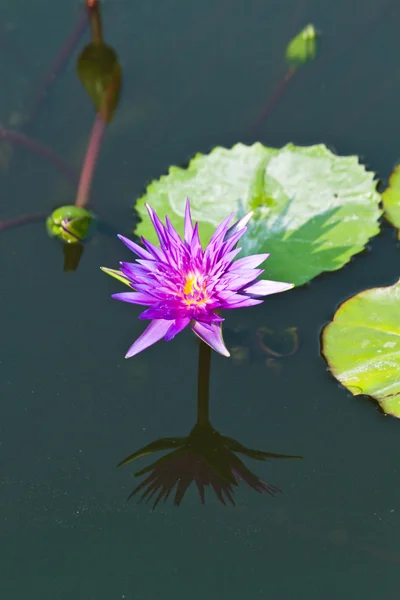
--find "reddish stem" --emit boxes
[88,1,103,45]
[248,66,296,138]
[75,115,106,208]
[28,8,90,123]
[0,213,46,232]
[0,129,78,183]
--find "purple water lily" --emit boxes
[102,199,293,357]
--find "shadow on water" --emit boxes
[118,340,301,508]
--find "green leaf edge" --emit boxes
[321,278,400,418]
[382,163,400,238]
[133,142,383,287]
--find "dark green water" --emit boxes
[1,0,400,598]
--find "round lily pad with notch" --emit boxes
[382,163,400,238]
[322,279,400,418]
[134,143,382,286]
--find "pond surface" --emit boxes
[1,0,400,598]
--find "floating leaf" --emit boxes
[134,143,381,286]
[382,164,400,238]
[322,280,400,418]
[286,24,319,68]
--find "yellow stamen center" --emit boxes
[183,275,196,296]
[182,273,209,307]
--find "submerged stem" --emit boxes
[0,213,46,232]
[0,129,78,183]
[248,66,296,138]
[197,341,211,426]
[75,115,106,208]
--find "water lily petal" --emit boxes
[208,212,234,246]
[145,203,169,247]
[165,318,191,341]
[190,221,202,256]
[107,202,294,359]
[118,234,154,260]
[222,297,264,308]
[112,292,157,305]
[228,253,270,272]
[184,198,194,244]
[125,319,171,358]
[223,211,253,241]
[191,321,230,357]
[244,280,294,297]
[139,304,184,320]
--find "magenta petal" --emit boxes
[165,317,191,341]
[118,235,154,260]
[219,270,263,291]
[208,213,234,245]
[125,319,171,358]
[191,321,230,357]
[190,222,202,255]
[184,198,194,244]
[141,237,167,263]
[139,306,173,320]
[112,292,157,305]
[222,297,264,308]
[223,211,253,241]
[165,216,183,246]
[244,280,294,297]
[219,228,246,257]
[109,204,292,360]
[145,204,168,247]
[228,254,270,272]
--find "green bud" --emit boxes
[46,206,94,244]
[77,43,122,122]
[286,24,319,69]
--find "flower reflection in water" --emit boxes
[119,341,301,509]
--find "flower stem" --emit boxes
[197,340,211,426]
[88,1,103,45]
[248,65,296,138]
[0,213,46,232]
[75,115,106,208]
[0,129,78,184]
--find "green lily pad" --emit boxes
[134,143,381,286]
[322,280,400,418]
[382,164,400,238]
